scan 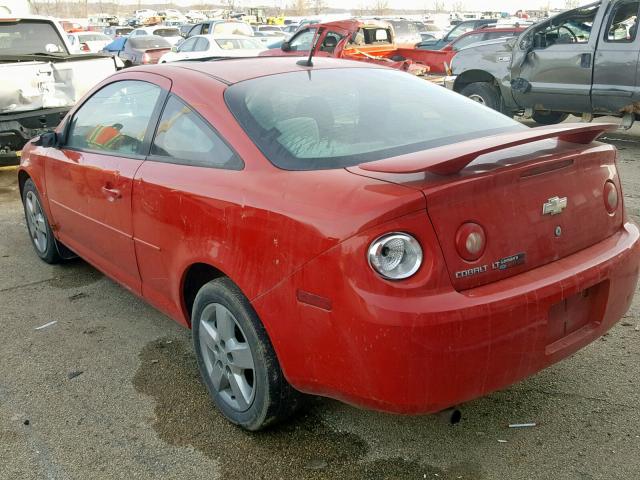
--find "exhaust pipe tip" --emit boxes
[437,407,462,425]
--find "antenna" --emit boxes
[297,27,324,67]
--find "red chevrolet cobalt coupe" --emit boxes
[19,58,640,430]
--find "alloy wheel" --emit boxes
[198,303,256,412]
[468,94,487,105]
[25,191,48,254]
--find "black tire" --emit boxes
[531,111,569,125]
[192,277,302,431]
[21,179,61,264]
[460,82,502,112]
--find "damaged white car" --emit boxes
[0,15,121,166]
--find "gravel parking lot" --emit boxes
[1,120,639,480]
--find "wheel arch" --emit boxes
[17,169,31,197]
[180,261,228,327]
[453,70,497,93]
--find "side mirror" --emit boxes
[171,46,178,52]
[281,40,291,51]
[34,131,58,148]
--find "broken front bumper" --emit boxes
[0,108,68,167]
[443,75,457,90]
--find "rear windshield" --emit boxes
[387,20,425,35]
[0,20,68,55]
[153,28,180,37]
[78,33,110,41]
[129,36,171,48]
[212,22,254,37]
[215,38,262,49]
[225,68,524,171]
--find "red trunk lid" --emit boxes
[351,129,623,291]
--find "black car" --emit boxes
[416,19,497,49]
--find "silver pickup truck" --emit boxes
[0,15,120,166]
[445,0,640,127]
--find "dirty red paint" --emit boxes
[19,58,640,414]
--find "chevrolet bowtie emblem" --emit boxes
[542,196,568,216]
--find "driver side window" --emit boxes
[179,37,197,52]
[66,81,162,156]
[194,37,210,51]
[289,28,317,51]
[534,6,597,48]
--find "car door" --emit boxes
[132,93,244,318]
[191,37,211,59]
[592,0,640,113]
[510,3,603,112]
[44,74,170,293]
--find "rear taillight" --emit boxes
[80,42,90,52]
[142,53,151,64]
[455,222,486,261]
[604,180,618,214]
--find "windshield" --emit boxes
[0,20,68,55]
[446,23,479,40]
[212,22,254,36]
[225,68,524,171]
[129,36,171,49]
[153,28,181,37]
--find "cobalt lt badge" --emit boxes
[542,196,567,216]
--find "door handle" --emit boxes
[101,185,122,201]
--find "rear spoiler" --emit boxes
[358,123,617,175]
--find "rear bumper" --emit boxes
[255,222,640,414]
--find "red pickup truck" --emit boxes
[261,19,436,76]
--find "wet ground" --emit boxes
[1,119,640,479]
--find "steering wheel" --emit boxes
[557,25,578,43]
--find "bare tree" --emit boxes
[371,0,389,16]
[451,1,466,12]
[311,0,325,15]
[291,0,308,16]
[433,0,445,13]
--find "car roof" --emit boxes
[131,56,385,85]
[458,26,523,36]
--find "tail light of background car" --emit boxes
[142,53,151,64]
[80,43,90,52]
[604,180,618,214]
[368,232,423,280]
[455,222,486,261]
